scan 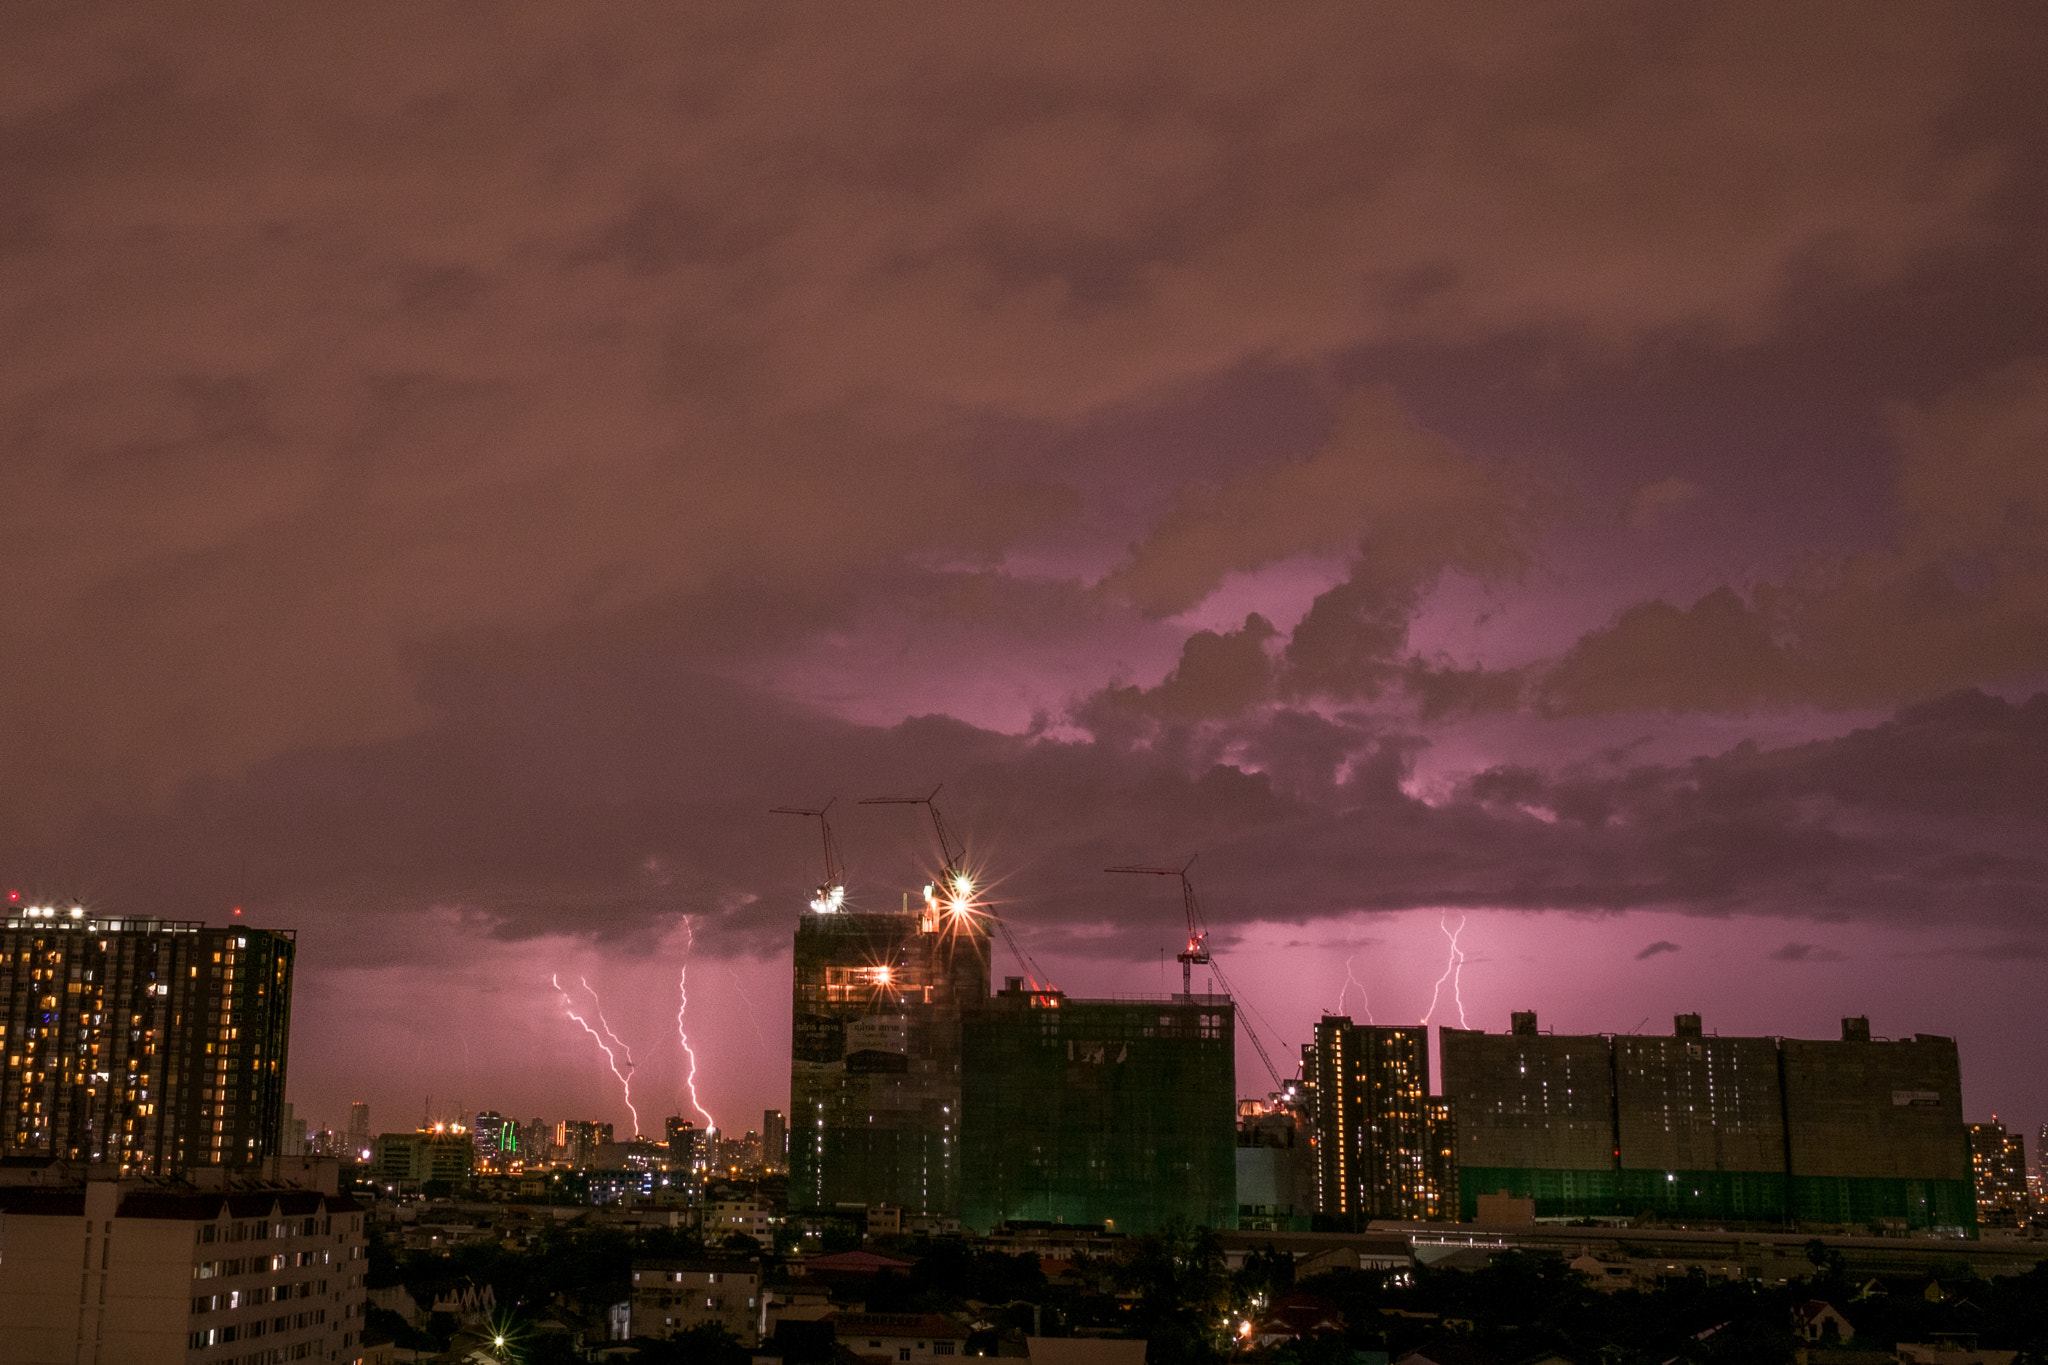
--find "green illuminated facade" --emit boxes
[959,982,1236,1234]
[1442,1012,1974,1233]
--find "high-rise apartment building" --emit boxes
[1441,1013,1975,1231]
[0,909,295,1174]
[345,1101,370,1159]
[665,1116,707,1174]
[556,1119,612,1167]
[473,1110,515,1167]
[1302,1017,1456,1221]
[1442,1010,1615,1220]
[1966,1120,2029,1228]
[763,1108,787,1172]
[788,897,989,1215]
[958,980,1236,1234]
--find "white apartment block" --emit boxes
[0,1177,368,1365]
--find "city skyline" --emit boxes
[3,7,2046,1162]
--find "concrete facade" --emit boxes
[0,1176,367,1365]
[629,1258,761,1345]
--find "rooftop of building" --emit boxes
[1441,1010,1953,1046]
[830,1312,972,1340]
[985,981,1233,1007]
[0,913,291,937]
[0,1183,361,1219]
[633,1256,763,1274]
[799,1249,917,1275]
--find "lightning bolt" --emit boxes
[1420,911,1469,1029]
[727,966,772,1056]
[1338,952,1375,1023]
[552,973,640,1137]
[676,916,715,1130]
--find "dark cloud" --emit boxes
[1090,614,1278,722]
[1539,359,2048,716]
[1101,386,1527,620]
[21,567,2043,966]
[1769,942,1847,963]
[1635,940,1682,960]
[0,4,2036,823]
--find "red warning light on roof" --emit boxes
[232,907,242,915]
[7,891,16,902]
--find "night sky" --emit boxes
[5,7,2046,1148]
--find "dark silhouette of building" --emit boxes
[1442,1012,1974,1231]
[0,908,294,1174]
[959,979,1236,1233]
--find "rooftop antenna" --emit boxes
[771,800,846,912]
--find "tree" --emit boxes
[635,1322,749,1365]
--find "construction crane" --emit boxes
[861,787,1050,989]
[771,800,846,912]
[1105,858,1210,997]
[1106,859,1285,1091]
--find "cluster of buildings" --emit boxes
[0,874,2039,1361]
[788,884,1237,1236]
[0,909,369,1363]
[354,1108,784,1192]
[781,881,2021,1241]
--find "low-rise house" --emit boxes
[831,1312,972,1365]
[1247,1294,1345,1349]
[1791,1299,1855,1343]
[1896,1346,2017,1365]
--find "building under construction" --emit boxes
[1441,1011,1974,1232]
[783,804,1246,1232]
[789,899,990,1217]
[959,979,1237,1234]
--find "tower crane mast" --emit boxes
[771,801,846,912]
[1106,858,1284,1091]
[1105,859,1210,997]
[860,787,1051,990]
